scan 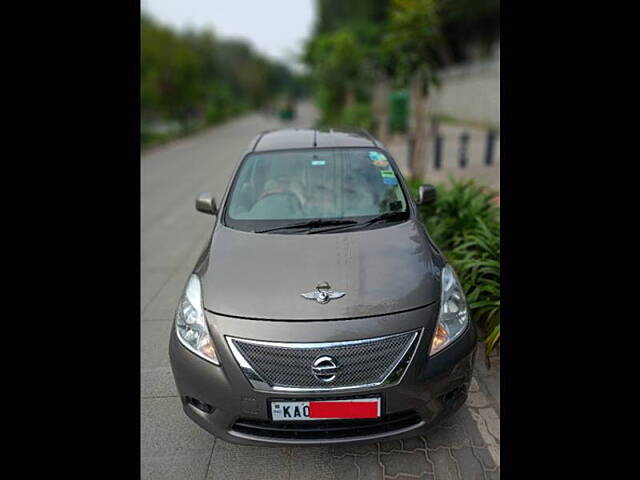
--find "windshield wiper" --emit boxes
[359,211,407,227]
[254,219,358,234]
[308,212,407,234]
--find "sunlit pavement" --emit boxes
[141,103,500,479]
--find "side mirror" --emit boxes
[417,184,437,205]
[195,193,217,215]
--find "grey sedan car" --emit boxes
[169,128,476,446]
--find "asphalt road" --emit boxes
[141,103,500,479]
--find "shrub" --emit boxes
[410,178,501,356]
[339,102,374,130]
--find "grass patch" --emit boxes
[141,129,185,151]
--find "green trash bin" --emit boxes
[279,102,296,121]
[389,90,408,133]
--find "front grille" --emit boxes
[227,330,420,391]
[232,411,422,440]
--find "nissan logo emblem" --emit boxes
[312,356,338,382]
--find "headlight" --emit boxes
[175,274,219,365]
[430,264,469,356]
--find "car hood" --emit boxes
[201,220,442,320]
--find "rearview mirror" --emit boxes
[417,185,436,205]
[196,193,217,215]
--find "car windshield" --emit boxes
[224,148,410,233]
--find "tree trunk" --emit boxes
[408,71,424,180]
[421,94,435,179]
[372,71,390,142]
[408,69,434,181]
[344,87,356,110]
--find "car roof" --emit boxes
[252,127,383,152]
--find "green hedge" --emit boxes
[409,178,501,356]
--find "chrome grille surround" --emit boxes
[226,329,422,392]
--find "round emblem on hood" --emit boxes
[312,356,338,382]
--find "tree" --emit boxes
[313,0,391,36]
[439,0,500,63]
[303,29,368,125]
[303,0,394,130]
[141,16,204,127]
[385,0,443,180]
[141,13,304,138]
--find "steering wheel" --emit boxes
[256,190,304,212]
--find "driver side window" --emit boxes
[230,155,308,219]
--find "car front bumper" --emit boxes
[168,304,476,446]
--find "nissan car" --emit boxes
[169,128,476,445]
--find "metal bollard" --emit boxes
[407,136,416,167]
[458,132,470,168]
[484,131,496,166]
[434,135,443,170]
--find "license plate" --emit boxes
[270,398,381,421]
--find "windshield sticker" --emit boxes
[379,166,397,185]
[311,160,326,166]
[369,151,389,168]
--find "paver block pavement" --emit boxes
[141,319,177,398]
[141,267,196,321]
[141,211,211,272]
[393,474,434,480]
[402,436,427,452]
[354,453,384,479]
[379,439,403,453]
[141,268,173,312]
[381,449,434,477]
[331,455,359,480]
[205,442,291,480]
[425,423,472,450]
[429,447,462,480]
[477,374,500,413]
[332,442,377,457]
[478,408,500,441]
[141,396,215,480]
[290,446,335,480]
[450,447,487,480]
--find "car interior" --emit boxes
[229,150,407,220]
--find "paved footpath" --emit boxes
[141,103,500,479]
